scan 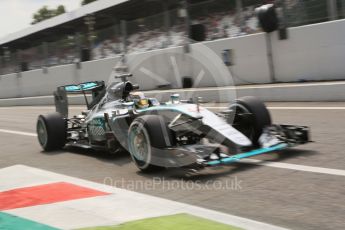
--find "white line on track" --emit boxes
[241,159,345,177]
[269,107,345,110]
[1,106,345,110]
[0,129,37,137]
[1,128,345,177]
[204,106,345,110]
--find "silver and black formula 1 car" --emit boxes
[37,67,310,172]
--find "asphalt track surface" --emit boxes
[0,103,344,230]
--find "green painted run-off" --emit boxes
[0,212,59,230]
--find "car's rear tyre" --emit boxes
[230,96,272,145]
[37,113,66,151]
[128,115,175,172]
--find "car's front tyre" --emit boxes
[128,115,175,172]
[230,96,272,145]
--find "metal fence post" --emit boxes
[182,0,190,53]
[15,49,23,76]
[327,0,338,20]
[14,50,19,73]
[280,0,288,28]
[236,0,244,29]
[43,42,48,68]
[84,14,96,60]
[265,33,276,83]
[0,55,3,76]
[341,0,345,18]
[121,20,128,54]
[112,20,121,54]
[75,32,81,62]
[163,3,171,45]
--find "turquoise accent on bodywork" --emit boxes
[137,104,202,118]
[65,82,99,92]
[207,143,288,166]
[88,117,106,129]
[88,117,106,141]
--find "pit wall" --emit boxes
[1,19,345,99]
[272,19,345,82]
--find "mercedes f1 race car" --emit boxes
[37,67,310,172]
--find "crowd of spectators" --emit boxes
[1,6,260,74]
[92,6,259,57]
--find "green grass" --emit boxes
[79,213,242,230]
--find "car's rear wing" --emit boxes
[54,81,105,118]
[63,82,104,93]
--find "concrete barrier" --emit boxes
[1,81,344,107]
[2,19,345,100]
[272,20,345,82]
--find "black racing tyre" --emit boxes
[231,96,272,145]
[36,113,67,151]
[128,115,175,172]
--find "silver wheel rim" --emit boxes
[37,118,48,147]
[128,122,152,169]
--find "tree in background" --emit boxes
[56,5,66,15]
[81,0,98,6]
[31,5,66,25]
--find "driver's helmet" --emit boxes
[130,92,149,109]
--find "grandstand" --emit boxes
[0,0,340,76]
[0,0,263,75]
